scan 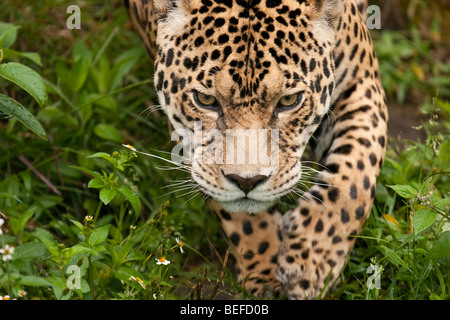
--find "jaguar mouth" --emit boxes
[217,197,276,214]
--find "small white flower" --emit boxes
[156,256,171,265]
[176,237,185,254]
[122,144,137,152]
[18,290,27,297]
[0,295,11,300]
[0,244,15,261]
[129,276,146,289]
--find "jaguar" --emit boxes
[125,0,388,299]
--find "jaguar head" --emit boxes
[153,0,341,213]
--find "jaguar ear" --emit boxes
[152,0,172,20]
[153,0,196,20]
[126,0,179,59]
[307,0,345,21]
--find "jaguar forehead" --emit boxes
[157,0,336,102]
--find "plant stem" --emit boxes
[93,201,103,222]
[88,254,95,300]
[4,261,13,298]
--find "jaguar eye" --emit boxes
[193,91,222,115]
[277,93,301,110]
[194,91,218,107]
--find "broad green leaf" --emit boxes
[109,47,143,91]
[9,208,35,234]
[88,178,105,189]
[387,184,417,199]
[72,56,91,91]
[18,275,51,287]
[125,249,145,262]
[0,48,42,66]
[65,244,92,260]
[0,62,47,107]
[94,123,122,142]
[13,242,47,260]
[0,22,19,48]
[100,187,117,205]
[47,276,72,300]
[87,152,115,164]
[92,244,106,252]
[0,93,47,140]
[412,208,436,234]
[34,228,59,257]
[69,219,85,231]
[118,185,141,218]
[88,224,110,247]
[435,198,450,211]
[428,231,450,259]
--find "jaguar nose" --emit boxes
[224,174,269,194]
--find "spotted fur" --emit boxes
[126,0,388,299]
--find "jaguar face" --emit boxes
[154,0,338,213]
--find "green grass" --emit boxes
[0,0,449,300]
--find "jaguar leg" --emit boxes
[275,84,388,299]
[209,201,282,297]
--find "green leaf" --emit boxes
[435,198,450,211]
[0,192,22,203]
[0,48,42,66]
[114,265,145,283]
[47,276,71,300]
[159,280,172,287]
[65,244,92,260]
[69,219,85,231]
[117,239,134,263]
[9,208,35,234]
[92,244,106,252]
[125,249,145,262]
[109,47,143,91]
[87,152,116,164]
[118,185,141,218]
[428,231,450,259]
[18,275,51,287]
[0,62,47,107]
[88,224,110,247]
[71,55,91,91]
[378,245,411,272]
[70,166,103,180]
[13,242,47,260]
[412,208,436,234]
[387,184,417,199]
[34,228,59,258]
[100,187,117,205]
[94,123,122,143]
[0,22,19,48]
[0,93,47,140]
[88,178,105,189]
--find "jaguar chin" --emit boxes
[217,198,276,214]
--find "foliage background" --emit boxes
[0,0,449,300]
